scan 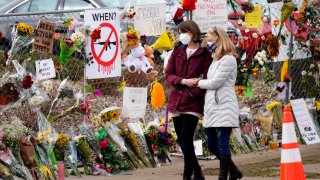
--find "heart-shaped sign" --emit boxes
[132,99,135,103]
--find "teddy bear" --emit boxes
[124,43,154,74]
[143,44,159,79]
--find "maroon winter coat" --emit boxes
[165,43,213,115]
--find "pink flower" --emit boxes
[99,138,108,149]
[157,125,165,133]
[69,17,78,30]
[94,89,102,96]
[54,33,60,40]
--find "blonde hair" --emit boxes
[207,27,238,60]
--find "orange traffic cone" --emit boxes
[280,108,306,180]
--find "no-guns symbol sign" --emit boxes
[84,8,121,79]
[91,22,119,74]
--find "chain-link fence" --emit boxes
[0,6,318,131]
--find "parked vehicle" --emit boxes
[0,0,167,51]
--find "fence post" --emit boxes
[286,18,294,104]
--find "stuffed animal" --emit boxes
[124,43,154,74]
[144,44,158,78]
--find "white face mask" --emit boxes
[179,33,192,45]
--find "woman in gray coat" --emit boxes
[196,27,242,180]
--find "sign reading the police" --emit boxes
[134,4,166,36]
[32,20,56,54]
[35,58,56,81]
[192,0,228,32]
[84,8,121,79]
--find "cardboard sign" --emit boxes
[245,5,262,29]
[35,58,56,80]
[122,87,148,119]
[134,4,166,36]
[84,8,121,79]
[290,99,320,144]
[192,0,228,32]
[32,20,56,54]
[194,140,203,156]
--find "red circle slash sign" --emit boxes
[91,22,119,68]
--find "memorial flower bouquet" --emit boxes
[126,26,140,47]
[53,133,70,176]
[74,134,95,175]
[8,22,34,62]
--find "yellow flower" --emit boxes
[40,166,52,178]
[267,101,282,111]
[109,110,120,121]
[160,117,173,125]
[56,133,69,147]
[100,112,108,121]
[315,101,320,111]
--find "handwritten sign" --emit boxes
[35,58,56,80]
[32,20,56,54]
[134,4,166,36]
[123,87,148,119]
[192,0,228,32]
[245,5,262,28]
[290,99,320,144]
[84,8,121,79]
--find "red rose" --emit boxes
[22,74,34,89]
[150,132,155,141]
[99,138,108,149]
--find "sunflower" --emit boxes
[100,112,108,121]
[109,110,120,121]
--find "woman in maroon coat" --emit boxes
[165,20,212,180]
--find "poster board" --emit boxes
[290,99,320,144]
[134,3,166,36]
[122,87,148,119]
[84,8,121,79]
[245,5,262,29]
[35,58,56,81]
[192,0,228,32]
[32,20,56,54]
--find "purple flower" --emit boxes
[94,89,102,97]
[166,138,172,145]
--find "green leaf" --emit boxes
[84,84,94,93]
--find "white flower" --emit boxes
[301,71,307,76]
[245,28,250,33]
[256,56,262,62]
[308,72,313,76]
[256,52,263,57]
[28,96,45,106]
[241,22,246,27]
[244,36,249,40]
[70,31,86,44]
[146,121,160,130]
[259,60,264,66]
[261,67,266,71]
[313,73,319,79]
[310,64,315,69]
[263,17,268,22]
[41,80,53,92]
[252,33,258,38]
[238,19,243,25]
[261,35,265,40]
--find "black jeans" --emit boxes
[206,127,232,156]
[173,114,200,176]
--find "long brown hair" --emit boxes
[178,20,202,43]
[207,27,238,60]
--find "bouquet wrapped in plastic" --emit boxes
[65,128,81,177]
[75,134,94,175]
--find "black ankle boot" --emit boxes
[192,168,205,180]
[229,160,243,180]
[183,173,192,180]
[219,155,231,180]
